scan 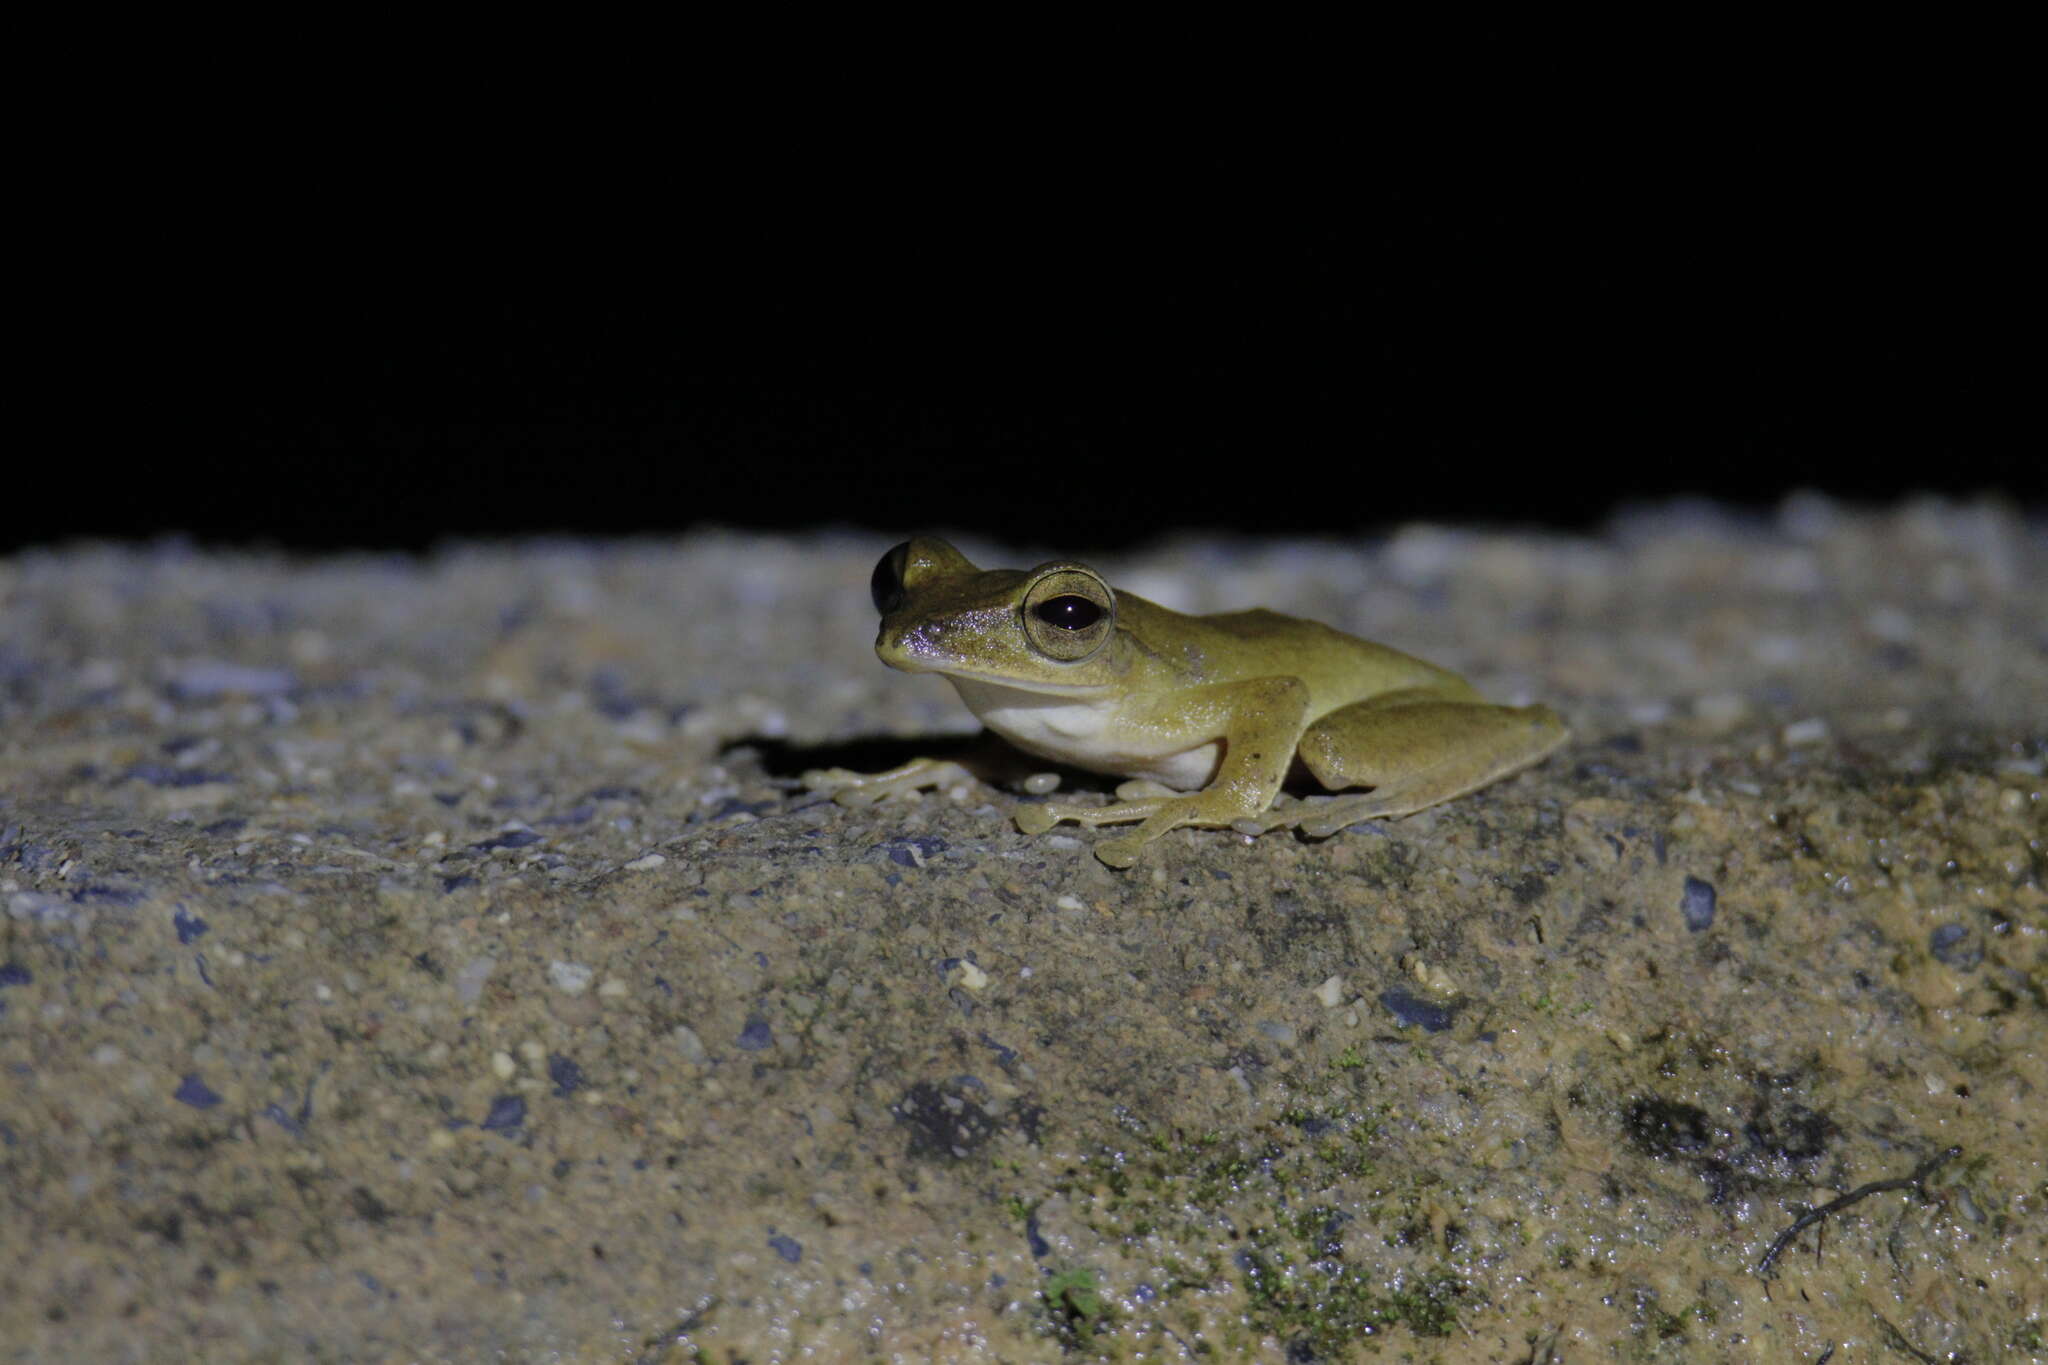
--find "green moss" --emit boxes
[1024,1100,1461,1348]
[1043,1266,1109,1344]
[1240,1232,1464,1354]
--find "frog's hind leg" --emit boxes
[1252,690,1569,839]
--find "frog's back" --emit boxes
[1188,606,1475,709]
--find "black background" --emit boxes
[53,112,2027,554]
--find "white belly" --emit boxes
[947,677,1221,789]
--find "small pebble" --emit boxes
[481,1095,526,1133]
[1680,876,1717,932]
[549,961,594,995]
[174,1074,223,1109]
[1256,1020,1297,1046]
[623,853,666,871]
[1781,718,1830,747]
[1055,894,1085,912]
[491,1050,517,1079]
[455,956,497,1004]
[736,1015,774,1051]
[548,1054,585,1095]
[1928,923,1982,970]
[1380,988,1457,1033]
[1693,693,1749,729]
[1313,975,1346,1008]
[672,1025,709,1065]
[168,661,296,701]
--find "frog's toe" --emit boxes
[1094,835,1144,868]
[1114,778,1178,800]
[1014,804,1060,835]
[1296,796,1392,838]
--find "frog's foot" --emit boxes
[1013,797,1160,837]
[1232,793,1399,840]
[1013,779,1180,833]
[1016,790,1263,868]
[1227,795,1322,838]
[802,758,976,808]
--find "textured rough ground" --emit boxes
[1,500,2042,1362]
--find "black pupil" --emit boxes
[1034,595,1102,630]
[871,544,909,614]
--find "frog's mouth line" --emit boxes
[894,661,1115,697]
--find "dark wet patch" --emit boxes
[1744,1098,1834,1168]
[893,1078,1000,1160]
[1623,1097,1714,1159]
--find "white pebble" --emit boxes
[1694,693,1750,728]
[548,960,594,995]
[454,956,496,1004]
[1782,718,1830,747]
[623,853,667,871]
[1313,975,1346,1008]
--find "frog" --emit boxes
[805,537,1568,868]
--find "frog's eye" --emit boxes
[871,542,911,615]
[1021,567,1114,662]
[1033,596,1102,630]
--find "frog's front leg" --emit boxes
[1243,688,1568,838]
[1014,677,1310,867]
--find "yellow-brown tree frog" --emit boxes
[806,538,1568,868]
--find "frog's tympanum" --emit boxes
[807,538,1568,868]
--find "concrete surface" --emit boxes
[1,499,2042,1361]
